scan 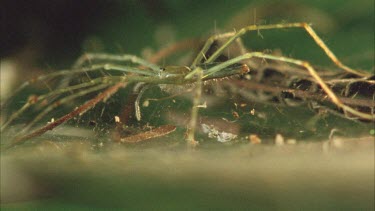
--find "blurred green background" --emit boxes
[2,0,374,69]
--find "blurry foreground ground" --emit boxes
[1,136,374,210]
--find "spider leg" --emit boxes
[2,63,160,133]
[5,82,127,149]
[20,83,113,134]
[184,64,249,146]
[134,84,151,121]
[0,66,99,107]
[186,68,203,147]
[1,63,158,109]
[1,77,110,132]
[193,22,369,77]
[54,53,159,100]
[191,32,236,68]
[5,69,186,148]
[72,54,163,123]
[73,53,160,71]
[200,52,374,121]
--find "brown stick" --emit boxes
[120,125,176,143]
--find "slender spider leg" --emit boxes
[5,82,127,149]
[102,64,159,76]
[1,64,158,109]
[55,53,159,95]
[63,51,183,124]
[192,52,374,120]
[72,55,163,123]
[193,22,369,77]
[20,83,113,134]
[1,77,110,132]
[5,69,195,148]
[191,32,236,68]
[56,52,161,91]
[186,67,203,146]
[0,66,98,107]
[4,69,198,148]
[135,84,151,121]
[7,64,153,133]
[73,53,160,71]
[184,64,249,146]
[201,63,250,80]
[326,78,375,85]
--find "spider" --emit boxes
[1,22,374,149]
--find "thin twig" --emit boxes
[230,80,375,112]
[5,82,127,150]
[120,125,176,143]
